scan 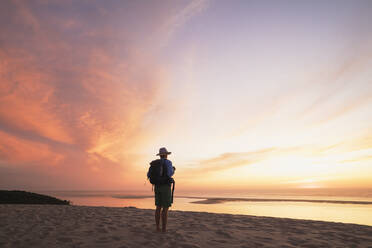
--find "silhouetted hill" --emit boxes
[0,190,70,205]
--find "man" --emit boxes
[147,147,175,233]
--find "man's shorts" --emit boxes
[154,184,172,208]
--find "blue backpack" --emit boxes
[148,159,171,185]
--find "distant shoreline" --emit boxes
[111,195,372,205]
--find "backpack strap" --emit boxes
[161,159,168,177]
[171,179,175,203]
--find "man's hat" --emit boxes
[157,147,171,156]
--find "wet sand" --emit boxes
[0,204,371,248]
[187,197,372,205]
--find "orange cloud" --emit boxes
[195,148,277,173]
[0,0,185,190]
[0,51,73,145]
[0,129,63,166]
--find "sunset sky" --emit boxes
[0,0,371,192]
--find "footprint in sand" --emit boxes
[108,226,117,231]
[287,237,305,246]
[96,227,108,233]
[215,230,232,238]
[96,237,110,243]
[179,243,200,248]
[57,237,72,243]
[129,227,143,233]
[111,236,121,241]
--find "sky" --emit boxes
[0,0,371,193]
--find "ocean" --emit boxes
[40,189,372,226]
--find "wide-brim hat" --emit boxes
[157,147,171,156]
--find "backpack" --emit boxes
[148,159,171,185]
[148,159,176,203]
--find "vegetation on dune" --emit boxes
[0,190,70,205]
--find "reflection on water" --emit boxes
[45,191,372,226]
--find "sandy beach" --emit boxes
[0,205,371,248]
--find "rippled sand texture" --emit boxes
[0,205,371,248]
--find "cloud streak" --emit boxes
[185,140,370,176]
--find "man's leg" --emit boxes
[161,207,169,232]
[155,206,161,232]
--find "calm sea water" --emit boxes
[40,190,372,226]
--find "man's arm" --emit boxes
[166,160,174,177]
[147,166,151,179]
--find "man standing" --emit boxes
[147,147,175,233]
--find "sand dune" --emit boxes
[0,205,371,248]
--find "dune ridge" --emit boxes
[0,190,70,205]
